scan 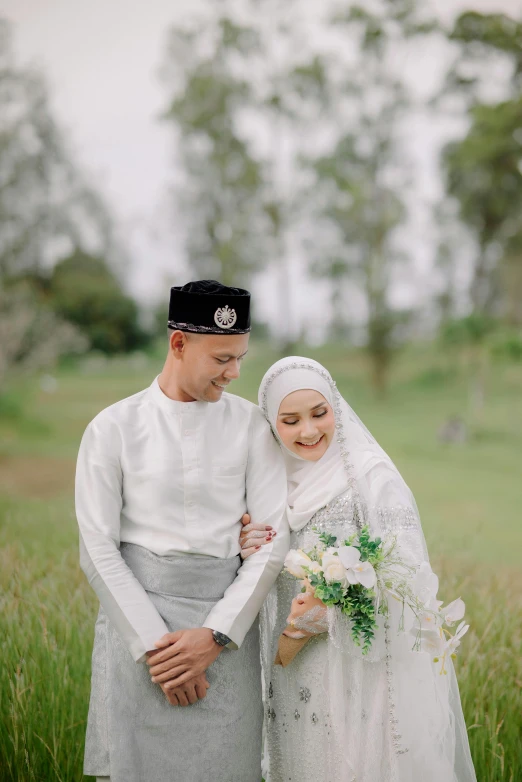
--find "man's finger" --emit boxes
[152,664,188,683]
[161,686,179,706]
[184,684,199,705]
[164,670,197,690]
[195,680,209,699]
[149,654,188,677]
[148,642,183,666]
[152,630,184,651]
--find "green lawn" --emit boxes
[1,343,521,780]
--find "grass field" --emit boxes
[1,342,521,781]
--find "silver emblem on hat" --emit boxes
[214,305,237,329]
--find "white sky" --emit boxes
[1,0,520,334]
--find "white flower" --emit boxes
[338,546,376,589]
[322,549,349,586]
[440,598,465,627]
[445,621,469,654]
[284,549,313,579]
[307,561,323,575]
[412,562,439,606]
[419,628,446,656]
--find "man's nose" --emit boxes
[223,359,241,380]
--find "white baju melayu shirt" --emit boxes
[75,376,289,663]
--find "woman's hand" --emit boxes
[239,513,277,559]
[283,591,328,639]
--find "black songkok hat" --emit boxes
[168,279,251,335]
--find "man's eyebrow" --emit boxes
[278,401,326,417]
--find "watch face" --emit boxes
[213,631,230,646]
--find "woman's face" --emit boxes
[276,389,335,461]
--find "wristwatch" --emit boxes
[212,630,232,648]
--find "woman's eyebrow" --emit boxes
[278,401,326,417]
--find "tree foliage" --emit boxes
[48,252,149,354]
[441,11,522,322]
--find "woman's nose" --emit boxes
[300,419,319,438]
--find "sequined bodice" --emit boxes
[293,487,360,552]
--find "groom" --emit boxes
[75,280,289,782]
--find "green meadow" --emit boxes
[1,343,521,781]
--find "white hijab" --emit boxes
[258,357,347,531]
[258,355,421,535]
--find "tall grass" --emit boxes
[1,344,521,780]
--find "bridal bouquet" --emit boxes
[281,526,469,673]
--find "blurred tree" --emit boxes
[160,14,265,287]
[441,314,497,414]
[443,98,522,319]
[0,18,116,282]
[47,251,150,354]
[440,11,522,323]
[303,1,438,395]
[0,283,87,394]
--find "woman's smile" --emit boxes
[296,435,325,450]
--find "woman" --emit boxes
[240,356,476,782]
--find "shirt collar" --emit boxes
[149,376,209,415]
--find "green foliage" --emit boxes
[49,251,150,354]
[317,530,337,548]
[443,98,522,246]
[356,525,383,564]
[441,314,497,347]
[451,11,522,76]
[442,12,522,320]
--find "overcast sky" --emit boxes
[1,0,520,334]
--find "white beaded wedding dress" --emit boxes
[258,358,477,782]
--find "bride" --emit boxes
[240,357,476,782]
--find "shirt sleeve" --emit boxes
[202,407,290,648]
[76,417,169,662]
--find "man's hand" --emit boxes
[159,673,210,706]
[147,628,222,690]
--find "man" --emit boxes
[76,280,289,782]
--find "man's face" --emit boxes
[175,332,250,402]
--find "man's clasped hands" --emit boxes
[146,513,275,706]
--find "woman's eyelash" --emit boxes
[283,410,327,425]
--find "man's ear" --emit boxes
[169,330,188,359]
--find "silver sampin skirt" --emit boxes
[84,543,263,782]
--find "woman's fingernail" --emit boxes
[266,526,273,530]
[255,545,261,550]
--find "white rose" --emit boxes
[308,561,323,575]
[322,550,348,586]
[284,549,313,579]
